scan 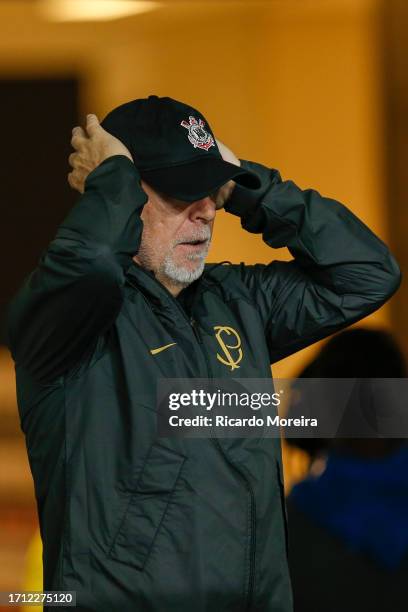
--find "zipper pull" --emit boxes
[190,317,202,343]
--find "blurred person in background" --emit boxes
[286,328,408,612]
[5,94,401,611]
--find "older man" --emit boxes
[6,95,401,611]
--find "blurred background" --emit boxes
[0,0,407,609]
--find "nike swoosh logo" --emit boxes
[150,342,177,355]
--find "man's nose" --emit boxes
[188,196,216,222]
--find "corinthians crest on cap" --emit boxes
[180,116,215,151]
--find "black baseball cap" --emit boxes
[101,95,261,202]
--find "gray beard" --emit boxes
[161,248,208,285]
[160,253,207,286]
[137,235,211,287]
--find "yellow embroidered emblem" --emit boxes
[214,326,243,370]
[150,342,177,355]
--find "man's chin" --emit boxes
[162,256,206,285]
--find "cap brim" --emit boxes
[139,156,261,202]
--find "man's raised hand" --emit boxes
[212,138,241,209]
[216,138,240,167]
[68,114,133,193]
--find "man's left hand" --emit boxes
[213,138,240,209]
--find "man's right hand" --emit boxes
[68,114,133,193]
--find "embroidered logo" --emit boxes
[214,326,243,371]
[150,342,177,355]
[180,116,215,151]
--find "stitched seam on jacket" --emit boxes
[141,456,186,571]
[107,443,156,557]
[240,462,256,609]
[243,482,251,606]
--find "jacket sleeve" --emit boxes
[5,155,146,383]
[225,160,402,364]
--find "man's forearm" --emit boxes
[226,159,401,305]
[6,156,146,383]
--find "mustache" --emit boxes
[173,228,212,245]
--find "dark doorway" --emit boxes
[0,77,79,344]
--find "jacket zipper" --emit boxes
[190,315,256,612]
[127,268,256,611]
[190,316,202,344]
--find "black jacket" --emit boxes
[6,155,401,611]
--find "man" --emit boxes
[6,95,401,611]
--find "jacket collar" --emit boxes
[124,260,205,314]
[124,259,230,313]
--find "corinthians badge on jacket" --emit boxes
[214,325,243,371]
